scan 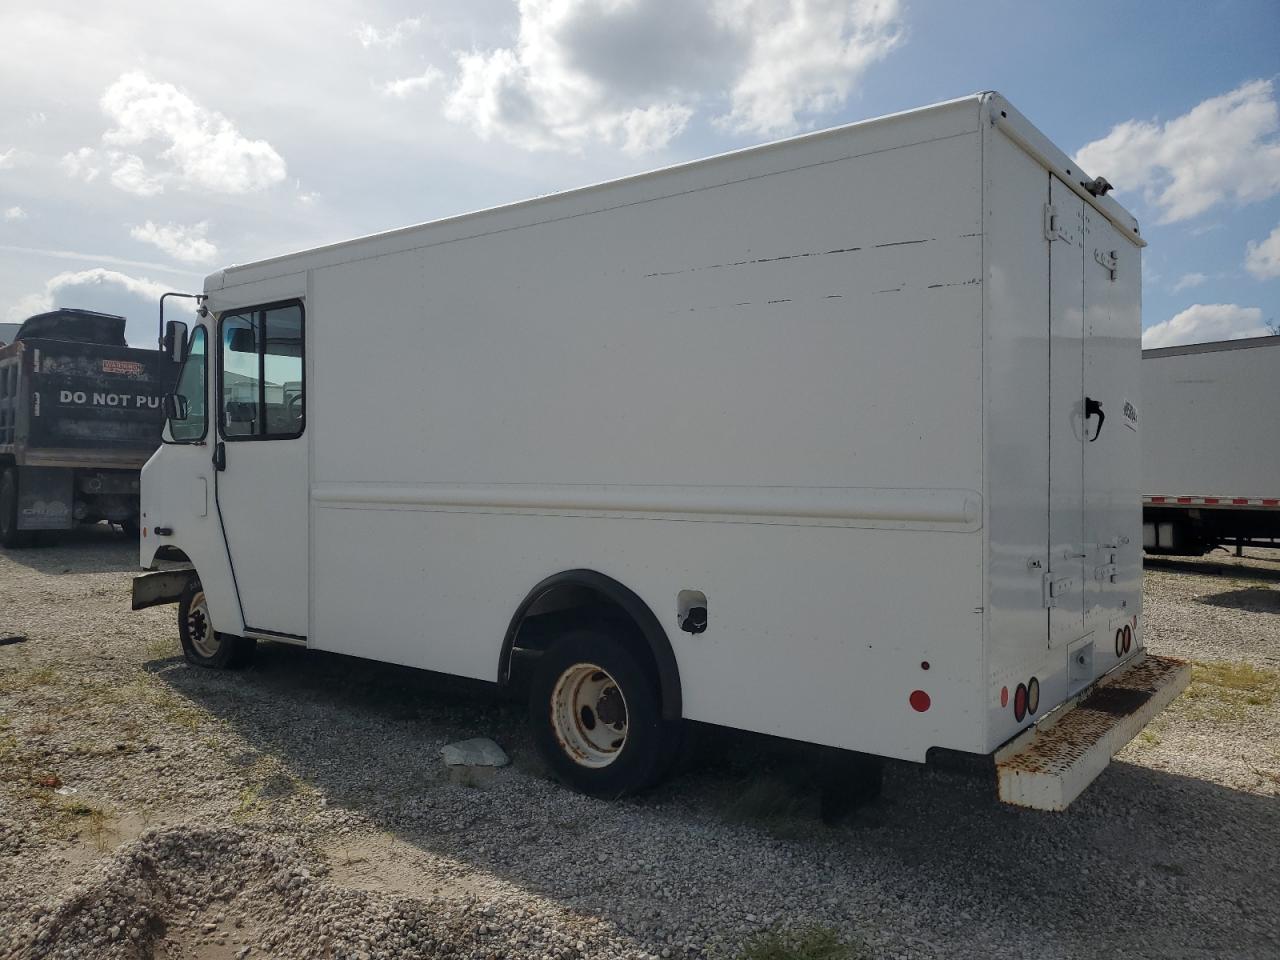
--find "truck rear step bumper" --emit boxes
[995,653,1190,811]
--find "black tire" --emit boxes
[529,627,675,798]
[0,467,34,548]
[178,579,256,669]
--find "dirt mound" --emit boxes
[10,826,624,960]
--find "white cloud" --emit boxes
[715,0,902,136]
[5,268,174,325]
[1143,303,1270,348]
[1172,272,1207,292]
[1076,80,1280,223]
[381,67,444,99]
[3,206,26,222]
[60,146,101,182]
[0,243,191,275]
[445,0,902,154]
[0,148,14,169]
[130,221,218,264]
[108,152,164,196]
[1245,224,1280,280]
[358,17,423,48]
[64,72,287,196]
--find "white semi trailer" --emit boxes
[132,92,1187,811]
[1142,336,1280,555]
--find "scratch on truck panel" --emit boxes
[645,246,864,279]
[926,278,982,289]
[873,238,934,248]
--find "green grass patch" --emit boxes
[26,665,61,686]
[1177,661,1279,722]
[737,926,866,960]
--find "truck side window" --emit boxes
[169,326,207,442]
[219,302,304,440]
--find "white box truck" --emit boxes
[132,92,1187,811]
[1143,336,1280,555]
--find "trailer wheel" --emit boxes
[178,580,255,669]
[530,627,672,797]
[0,468,33,548]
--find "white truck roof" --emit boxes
[205,91,1142,294]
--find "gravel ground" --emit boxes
[1,526,1278,960]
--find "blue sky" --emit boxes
[1,0,1277,347]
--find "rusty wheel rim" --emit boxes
[187,591,218,658]
[549,662,629,768]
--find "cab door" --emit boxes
[214,300,308,638]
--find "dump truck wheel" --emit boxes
[529,627,673,797]
[178,579,255,669]
[0,468,33,548]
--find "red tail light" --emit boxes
[1013,683,1028,722]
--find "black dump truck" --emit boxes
[0,309,173,546]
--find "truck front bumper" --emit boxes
[995,653,1190,811]
[131,568,194,611]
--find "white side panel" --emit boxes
[312,508,985,758]
[311,133,985,490]
[308,125,990,760]
[1142,339,1280,499]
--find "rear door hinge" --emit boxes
[1044,204,1079,244]
[1093,247,1117,281]
[1044,573,1075,608]
[1094,552,1118,583]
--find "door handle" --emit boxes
[212,442,226,471]
[1084,397,1105,442]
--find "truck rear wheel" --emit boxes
[178,580,255,669]
[529,628,673,797]
[0,468,33,548]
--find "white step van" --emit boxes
[133,92,1188,810]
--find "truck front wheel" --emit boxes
[529,628,673,797]
[0,467,33,548]
[178,580,255,669]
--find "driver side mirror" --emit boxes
[163,320,188,363]
[163,394,190,421]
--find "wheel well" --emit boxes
[499,570,682,720]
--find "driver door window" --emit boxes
[219,302,304,439]
[168,326,207,442]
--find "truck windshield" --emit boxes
[169,326,207,442]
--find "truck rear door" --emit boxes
[1047,179,1141,658]
[1083,208,1141,645]
[1048,176,1086,650]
